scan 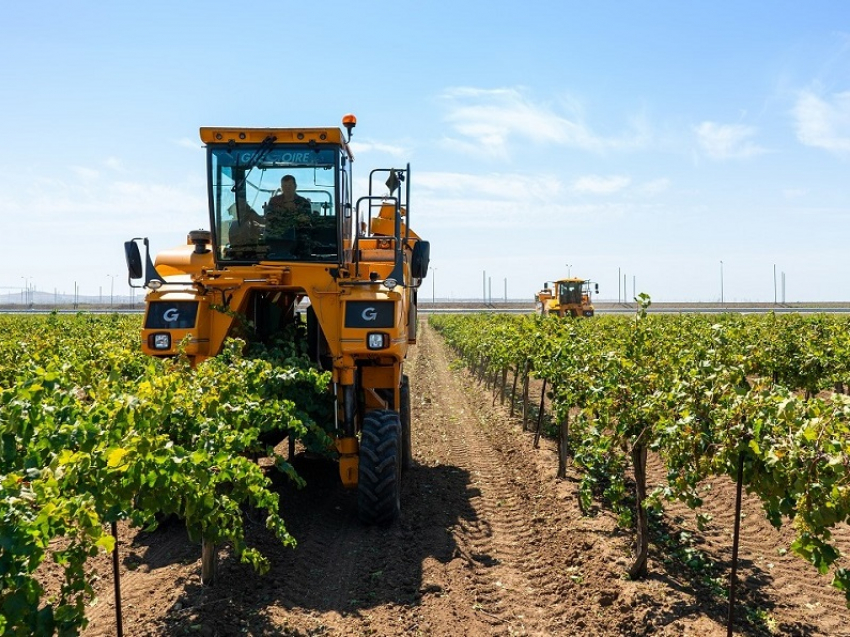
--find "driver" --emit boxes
[265,175,312,240]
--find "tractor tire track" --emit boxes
[413,318,576,634]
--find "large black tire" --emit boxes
[400,375,412,471]
[357,410,402,525]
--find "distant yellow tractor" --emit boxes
[124,115,429,525]
[535,278,598,317]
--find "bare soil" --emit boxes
[67,319,850,636]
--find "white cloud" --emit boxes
[415,195,626,229]
[104,157,125,172]
[439,87,650,159]
[410,169,630,229]
[572,175,631,195]
[0,166,207,295]
[71,157,127,179]
[639,178,670,195]
[416,171,561,202]
[694,122,767,159]
[792,90,850,154]
[9,170,205,231]
[70,166,100,180]
[349,139,409,158]
[175,137,202,150]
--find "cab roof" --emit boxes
[199,127,345,145]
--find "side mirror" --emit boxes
[124,241,143,279]
[411,240,430,279]
[123,237,166,289]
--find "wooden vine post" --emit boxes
[111,521,124,637]
[510,364,520,417]
[727,448,746,636]
[201,538,217,586]
[533,379,547,448]
[557,409,569,479]
[521,363,531,430]
[627,441,649,579]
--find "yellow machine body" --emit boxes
[126,120,429,507]
[536,278,596,318]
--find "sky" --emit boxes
[1,1,848,303]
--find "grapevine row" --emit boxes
[0,313,331,635]
[430,302,850,602]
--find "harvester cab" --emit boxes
[535,278,598,317]
[123,115,430,525]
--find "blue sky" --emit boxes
[1,1,848,302]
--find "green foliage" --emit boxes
[431,309,850,603]
[0,313,331,634]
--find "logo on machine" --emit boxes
[145,301,199,330]
[235,148,336,167]
[345,301,394,328]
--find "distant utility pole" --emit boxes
[431,267,437,304]
[618,267,621,303]
[21,277,31,306]
[108,274,117,308]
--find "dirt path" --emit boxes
[78,318,850,636]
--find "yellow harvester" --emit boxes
[535,278,598,317]
[124,115,429,524]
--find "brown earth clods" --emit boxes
[61,319,850,636]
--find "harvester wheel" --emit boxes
[400,375,412,471]
[357,410,402,525]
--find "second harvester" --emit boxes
[535,278,598,317]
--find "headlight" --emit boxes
[149,333,171,350]
[367,332,389,349]
[384,278,398,290]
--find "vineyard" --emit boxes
[0,313,331,635]
[430,302,850,624]
[2,310,850,635]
